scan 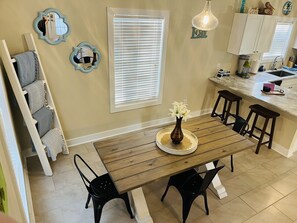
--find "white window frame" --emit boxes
[261,18,294,62]
[108,7,169,113]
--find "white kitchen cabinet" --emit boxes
[293,35,297,49]
[227,13,276,55]
[294,40,297,49]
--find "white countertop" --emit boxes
[209,71,297,117]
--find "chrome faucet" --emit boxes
[271,56,284,70]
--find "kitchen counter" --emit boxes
[209,71,297,157]
[209,72,297,118]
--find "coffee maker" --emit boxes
[237,55,250,77]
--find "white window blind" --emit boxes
[108,8,169,112]
[262,22,293,60]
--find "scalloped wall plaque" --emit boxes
[69,42,102,73]
[33,8,70,45]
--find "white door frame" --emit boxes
[0,68,29,222]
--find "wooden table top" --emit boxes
[94,115,255,194]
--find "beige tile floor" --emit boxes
[28,142,297,223]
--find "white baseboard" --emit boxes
[66,109,211,147]
[272,142,293,158]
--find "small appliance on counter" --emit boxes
[215,69,230,79]
[236,55,250,78]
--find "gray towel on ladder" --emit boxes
[32,107,53,137]
[14,51,39,87]
[41,128,64,161]
[23,80,45,114]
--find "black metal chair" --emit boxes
[161,166,224,223]
[213,115,248,172]
[73,154,134,223]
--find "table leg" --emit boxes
[129,187,154,223]
[205,162,228,199]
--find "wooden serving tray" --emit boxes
[156,129,198,155]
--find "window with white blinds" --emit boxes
[262,22,293,61]
[108,8,169,112]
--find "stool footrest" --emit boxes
[211,111,237,125]
[253,126,271,136]
[249,133,270,145]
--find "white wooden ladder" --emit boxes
[0,33,69,176]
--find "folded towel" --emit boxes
[14,51,39,87]
[23,80,45,114]
[32,107,53,137]
[41,128,64,161]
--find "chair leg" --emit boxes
[92,199,103,223]
[230,155,234,172]
[85,194,91,209]
[161,181,172,201]
[211,95,221,117]
[249,114,258,138]
[268,118,276,149]
[202,192,209,215]
[235,100,240,116]
[223,101,232,125]
[245,110,253,134]
[255,118,269,154]
[221,99,228,121]
[122,193,134,219]
[182,196,195,223]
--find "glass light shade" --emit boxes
[192,0,219,31]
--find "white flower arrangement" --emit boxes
[169,101,190,121]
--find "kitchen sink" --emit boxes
[267,70,296,77]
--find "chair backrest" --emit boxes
[198,165,224,194]
[74,154,98,190]
[232,115,248,135]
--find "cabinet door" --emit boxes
[256,16,276,53]
[293,33,297,49]
[239,15,263,55]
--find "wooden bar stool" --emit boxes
[211,90,242,125]
[246,104,280,154]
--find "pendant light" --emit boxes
[192,0,219,31]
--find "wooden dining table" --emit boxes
[94,115,255,223]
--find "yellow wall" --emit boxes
[0,0,296,142]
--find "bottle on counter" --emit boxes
[287,56,294,68]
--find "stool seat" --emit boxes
[218,90,242,102]
[249,104,280,118]
[246,104,280,154]
[211,90,242,125]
